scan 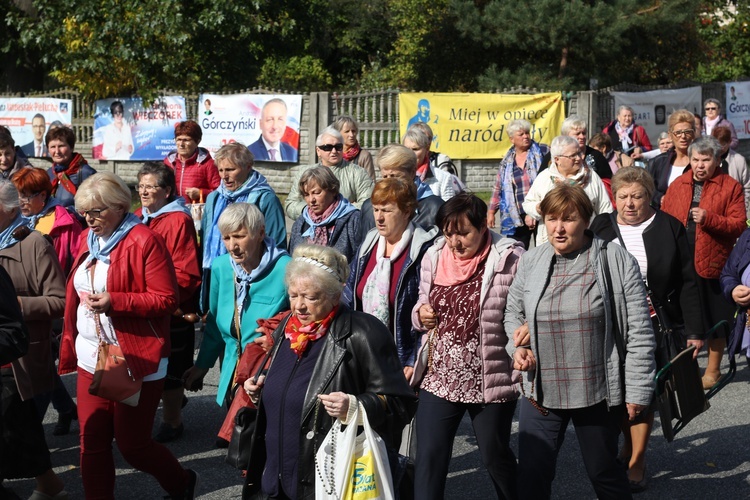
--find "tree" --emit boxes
[693,0,750,81]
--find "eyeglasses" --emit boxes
[137,184,161,192]
[318,143,343,152]
[671,129,695,137]
[558,152,584,160]
[77,208,110,219]
[704,107,718,111]
[18,192,44,204]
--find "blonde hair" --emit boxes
[75,172,131,213]
[376,144,417,175]
[285,244,349,299]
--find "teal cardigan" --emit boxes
[195,252,290,405]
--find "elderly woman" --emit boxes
[702,98,738,150]
[720,228,750,366]
[201,142,286,311]
[0,181,68,500]
[540,115,612,182]
[0,128,31,180]
[647,109,697,207]
[12,167,81,276]
[523,135,612,246]
[590,167,704,491]
[46,126,96,210]
[411,193,523,500]
[661,136,746,389]
[657,131,673,153]
[101,101,134,160]
[348,178,438,377]
[185,203,289,412]
[712,126,750,218]
[332,115,376,180]
[59,172,197,499]
[487,119,548,248]
[285,126,374,220]
[602,105,653,159]
[243,244,417,499]
[403,127,463,202]
[288,166,360,262]
[506,184,655,500]
[163,120,220,203]
[134,162,201,443]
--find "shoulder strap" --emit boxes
[599,240,626,366]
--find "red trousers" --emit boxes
[76,368,188,499]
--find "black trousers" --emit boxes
[414,390,517,500]
[517,398,631,500]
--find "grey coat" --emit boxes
[504,235,655,407]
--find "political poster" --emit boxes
[611,87,702,144]
[198,94,302,162]
[92,96,187,161]
[399,92,565,159]
[0,98,73,157]
[725,82,750,139]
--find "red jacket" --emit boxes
[135,208,201,314]
[59,224,179,379]
[661,169,746,279]
[163,147,220,202]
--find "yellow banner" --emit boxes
[399,92,565,159]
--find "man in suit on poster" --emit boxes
[20,114,47,157]
[248,98,297,161]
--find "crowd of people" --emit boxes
[0,104,747,500]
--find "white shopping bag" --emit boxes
[315,401,395,500]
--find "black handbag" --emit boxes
[225,406,258,469]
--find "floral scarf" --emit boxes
[615,122,634,151]
[343,143,361,162]
[285,305,338,358]
[551,164,591,189]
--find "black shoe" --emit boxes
[215,437,229,449]
[155,423,184,443]
[163,469,198,500]
[53,405,78,436]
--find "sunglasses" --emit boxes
[705,107,718,111]
[318,143,343,152]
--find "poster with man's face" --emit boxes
[0,98,73,157]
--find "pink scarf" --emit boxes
[308,198,340,246]
[434,230,491,286]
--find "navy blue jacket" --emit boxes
[720,228,750,357]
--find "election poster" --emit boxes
[0,98,73,157]
[92,96,187,161]
[725,82,750,140]
[611,87,702,143]
[198,94,302,162]
[399,92,565,159]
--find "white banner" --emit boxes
[198,94,302,162]
[725,82,750,139]
[611,87,702,144]
[0,98,73,157]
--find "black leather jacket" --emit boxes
[243,305,417,500]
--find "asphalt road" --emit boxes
[6,342,750,499]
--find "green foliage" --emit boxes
[693,1,750,81]
[258,55,333,91]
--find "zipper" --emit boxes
[147,320,165,344]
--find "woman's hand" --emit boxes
[690,207,707,225]
[631,147,643,159]
[86,292,112,314]
[318,392,350,419]
[513,348,536,372]
[182,366,209,392]
[403,366,414,382]
[253,332,273,352]
[524,215,537,230]
[513,323,530,347]
[418,304,437,329]
[244,374,266,404]
[686,339,704,359]
[731,285,750,307]
[486,210,497,229]
[626,403,647,421]
[185,187,201,201]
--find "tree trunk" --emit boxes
[558,46,569,79]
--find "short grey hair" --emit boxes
[506,119,532,138]
[561,115,587,135]
[376,144,417,175]
[688,135,722,161]
[409,122,434,141]
[316,126,344,147]
[0,181,19,213]
[299,166,340,196]
[217,202,265,237]
[285,244,349,300]
[75,172,131,213]
[262,98,287,115]
[215,142,254,170]
[657,131,670,142]
[617,105,634,115]
[402,127,430,149]
[703,98,722,113]
[332,115,358,134]
[550,135,580,158]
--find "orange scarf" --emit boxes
[284,306,338,358]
